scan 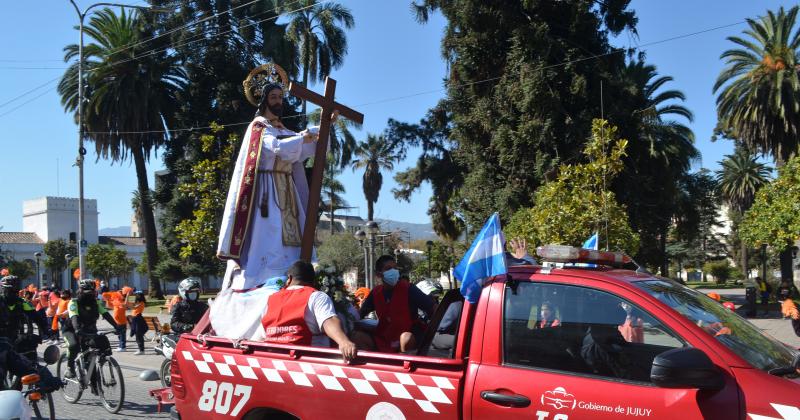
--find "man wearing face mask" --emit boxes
[171,278,209,334]
[358,256,435,353]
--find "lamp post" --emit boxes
[64,253,72,291]
[366,221,379,289]
[426,240,434,280]
[355,230,367,288]
[34,252,42,288]
[68,0,170,282]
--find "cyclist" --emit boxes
[0,275,46,360]
[63,279,122,379]
[170,278,209,334]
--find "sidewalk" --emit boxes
[694,287,800,348]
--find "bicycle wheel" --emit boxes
[98,356,125,414]
[56,353,83,403]
[160,359,172,388]
[30,392,56,420]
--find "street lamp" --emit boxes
[68,0,171,283]
[426,240,434,280]
[366,221,379,289]
[34,252,42,289]
[64,253,72,291]
[355,230,367,288]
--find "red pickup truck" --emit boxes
[170,246,800,420]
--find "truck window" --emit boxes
[503,281,683,383]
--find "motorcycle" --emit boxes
[154,334,179,388]
[0,344,60,420]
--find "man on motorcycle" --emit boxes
[0,338,62,393]
[170,278,209,334]
[0,275,47,360]
[63,279,122,379]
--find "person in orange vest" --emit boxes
[106,288,130,351]
[358,255,435,353]
[166,294,182,314]
[260,261,357,361]
[129,291,148,355]
[54,290,71,334]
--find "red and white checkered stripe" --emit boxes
[181,350,457,414]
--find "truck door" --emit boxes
[470,279,739,419]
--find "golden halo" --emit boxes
[243,62,289,107]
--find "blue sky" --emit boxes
[0,0,794,232]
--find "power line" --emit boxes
[0,77,60,110]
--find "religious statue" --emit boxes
[217,63,323,290]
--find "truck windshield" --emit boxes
[636,279,798,372]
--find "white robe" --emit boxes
[217,116,318,290]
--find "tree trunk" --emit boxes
[301,41,310,119]
[131,145,163,299]
[779,246,794,282]
[329,161,335,235]
[659,224,668,276]
[367,200,374,222]
[741,242,749,281]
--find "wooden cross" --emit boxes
[290,77,364,262]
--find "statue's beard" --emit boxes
[268,102,283,117]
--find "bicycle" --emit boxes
[56,330,125,414]
[0,343,60,420]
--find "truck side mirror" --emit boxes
[650,347,724,391]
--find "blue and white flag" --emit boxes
[581,232,599,268]
[583,232,599,250]
[454,213,507,304]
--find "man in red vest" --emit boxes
[358,255,435,353]
[261,261,357,361]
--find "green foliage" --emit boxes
[702,260,733,284]
[505,120,639,254]
[174,123,236,268]
[86,244,135,282]
[411,240,463,281]
[317,233,363,276]
[6,260,35,282]
[43,239,77,276]
[714,6,800,165]
[740,155,800,247]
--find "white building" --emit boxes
[0,197,150,291]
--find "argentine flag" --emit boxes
[583,232,599,250]
[454,213,507,304]
[581,232,599,268]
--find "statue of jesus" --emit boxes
[217,64,335,290]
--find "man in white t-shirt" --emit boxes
[259,261,357,361]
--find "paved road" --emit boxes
[41,314,172,420]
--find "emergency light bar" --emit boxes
[536,244,632,267]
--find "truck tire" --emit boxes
[242,408,298,420]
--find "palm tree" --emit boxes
[352,135,396,221]
[715,146,771,278]
[286,0,354,116]
[624,61,699,274]
[321,161,350,233]
[58,8,185,298]
[714,6,800,282]
[714,6,800,166]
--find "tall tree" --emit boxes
[58,9,184,297]
[714,6,800,166]
[411,0,637,229]
[321,159,349,233]
[715,146,771,278]
[43,239,78,288]
[351,135,397,221]
[616,60,698,273]
[286,1,354,116]
[714,6,800,281]
[386,103,465,241]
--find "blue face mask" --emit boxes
[382,269,400,286]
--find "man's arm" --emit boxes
[171,305,191,333]
[322,316,357,362]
